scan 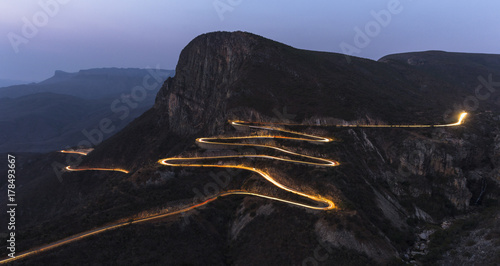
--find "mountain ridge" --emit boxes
[3,31,500,265]
[0,67,174,99]
[0,68,174,153]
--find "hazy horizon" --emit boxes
[2,1,500,82]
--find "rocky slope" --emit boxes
[2,32,499,265]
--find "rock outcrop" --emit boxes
[9,32,500,265]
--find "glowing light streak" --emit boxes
[65,166,130,174]
[0,112,468,263]
[59,150,89,156]
[230,112,468,128]
[60,150,129,174]
[159,121,338,210]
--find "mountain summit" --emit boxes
[5,32,500,265]
[90,31,491,167]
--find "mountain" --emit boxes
[379,51,500,112]
[0,68,174,99]
[0,68,174,153]
[2,32,499,265]
[0,79,34,87]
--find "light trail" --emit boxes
[158,112,467,211]
[228,121,332,142]
[65,166,130,174]
[0,188,313,265]
[0,194,220,265]
[59,150,90,156]
[434,112,468,127]
[59,150,130,174]
[0,112,468,264]
[159,122,338,211]
[159,160,336,210]
[230,112,468,128]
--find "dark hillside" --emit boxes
[4,32,500,265]
[380,51,500,113]
[87,32,473,169]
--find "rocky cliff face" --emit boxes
[147,33,500,263]
[154,32,258,136]
[86,32,500,264]
[7,32,500,265]
[152,32,469,138]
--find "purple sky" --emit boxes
[1,0,500,82]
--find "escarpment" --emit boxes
[14,31,500,265]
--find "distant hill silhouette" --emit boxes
[0,68,173,152]
[0,68,174,99]
[0,79,34,87]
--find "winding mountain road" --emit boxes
[0,112,467,264]
[159,122,338,210]
[65,166,130,174]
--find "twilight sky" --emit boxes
[1,0,500,82]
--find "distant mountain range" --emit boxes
[0,68,174,153]
[0,79,35,87]
[0,68,174,99]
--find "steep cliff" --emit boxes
[5,32,500,265]
[87,32,472,168]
